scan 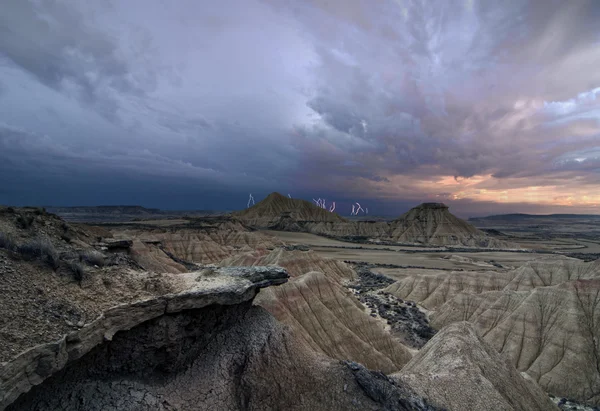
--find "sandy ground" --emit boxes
[264,231,538,271]
[262,230,440,251]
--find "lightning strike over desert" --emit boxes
[1,1,599,409]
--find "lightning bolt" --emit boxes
[351,204,356,215]
[288,194,291,198]
[247,193,255,208]
[329,202,336,212]
[355,202,363,214]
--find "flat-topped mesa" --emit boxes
[390,202,516,248]
[0,266,289,410]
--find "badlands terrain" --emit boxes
[1,194,599,410]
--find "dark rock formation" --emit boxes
[0,266,288,409]
[2,265,438,411]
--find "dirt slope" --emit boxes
[395,322,558,411]
[256,271,413,373]
[220,248,412,372]
[109,218,282,272]
[220,247,356,282]
[233,192,347,227]
[394,256,600,406]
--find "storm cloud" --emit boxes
[1,0,599,216]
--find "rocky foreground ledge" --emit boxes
[0,266,288,410]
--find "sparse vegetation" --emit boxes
[61,232,73,243]
[79,249,105,267]
[16,214,35,229]
[16,238,60,270]
[66,260,86,283]
[0,232,16,251]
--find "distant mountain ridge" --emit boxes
[470,213,600,221]
[45,205,164,215]
[42,205,223,223]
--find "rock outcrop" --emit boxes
[0,266,288,409]
[395,322,558,411]
[2,266,438,411]
[389,203,514,247]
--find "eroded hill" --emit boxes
[386,255,600,406]
[0,206,569,410]
[233,194,516,248]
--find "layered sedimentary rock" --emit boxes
[384,269,513,310]
[233,195,514,248]
[256,271,413,373]
[2,266,437,411]
[220,247,356,282]
[233,192,347,228]
[220,248,412,371]
[395,322,558,411]
[110,218,281,272]
[432,280,600,405]
[389,203,514,247]
[385,256,600,310]
[393,256,600,406]
[0,266,288,409]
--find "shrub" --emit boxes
[17,238,60,270]
[67,260,86,282]
[0,232,16,251]
[80,249,105,267]
[16,214,34,229]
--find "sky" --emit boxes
[1,0,599,217]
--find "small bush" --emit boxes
[67,260,86,282]
[0,232,16,251]
[17,238,60,270]
[80,249,105,267]
[16,214,34,229]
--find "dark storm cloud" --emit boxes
[0,0,599,214]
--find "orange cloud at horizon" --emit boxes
[363,173,600,209]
